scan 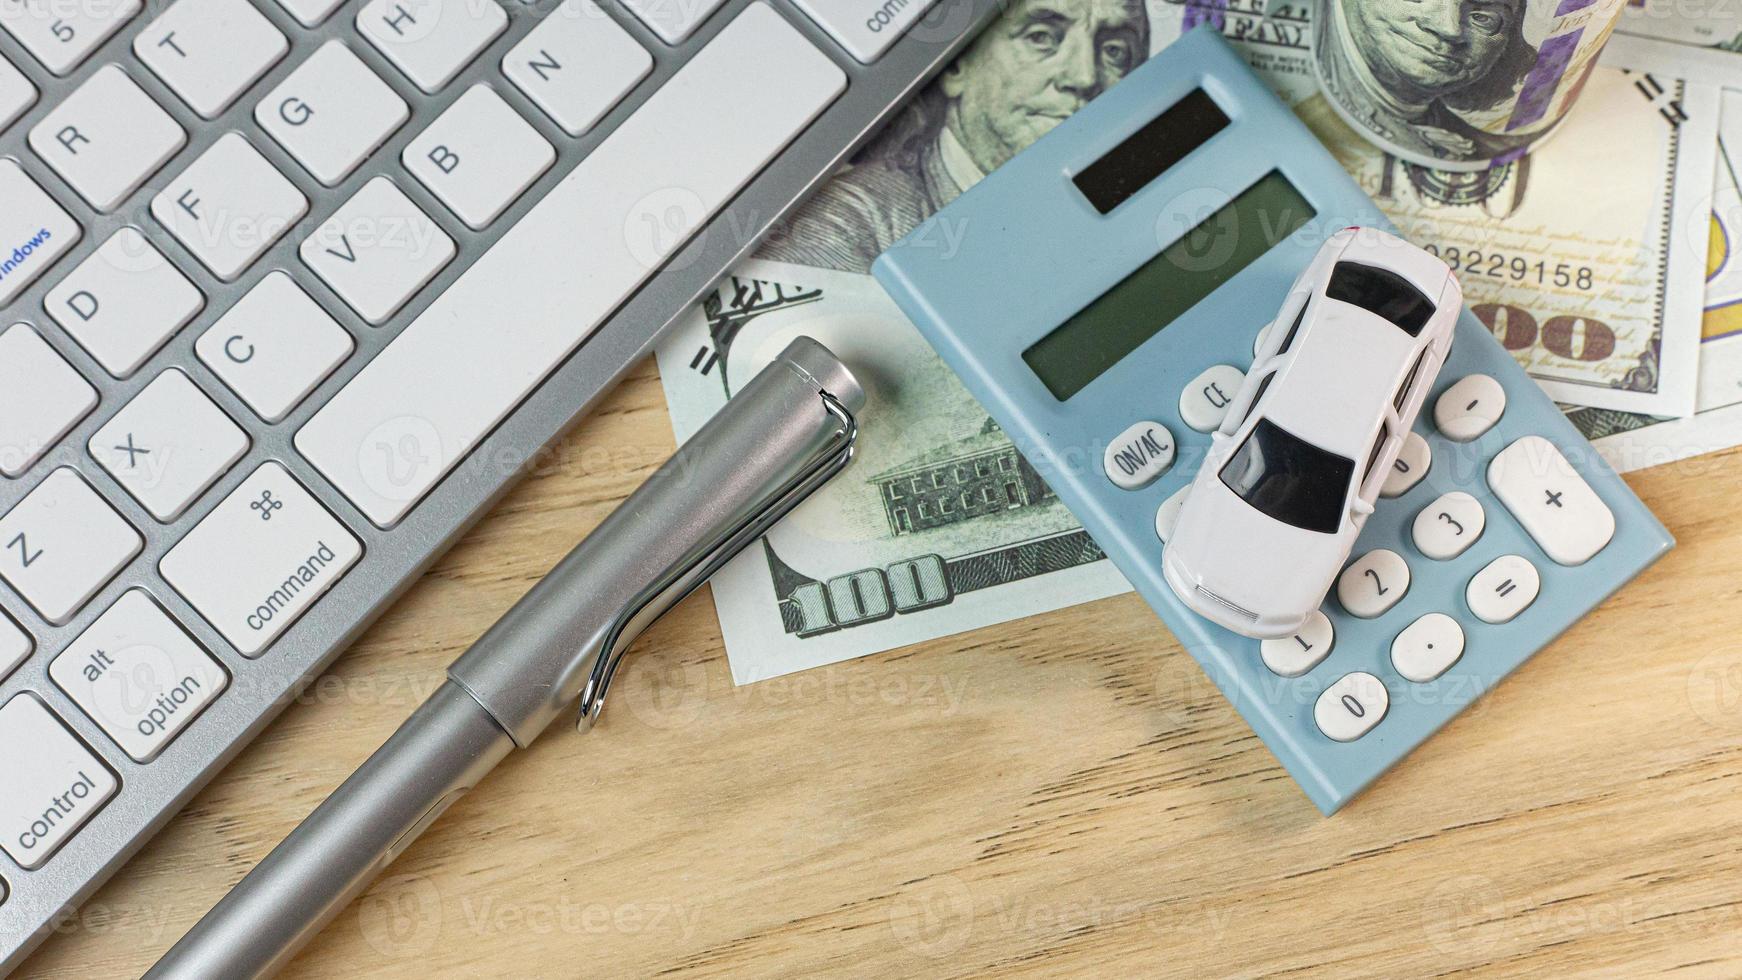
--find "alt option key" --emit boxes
[160,462,362,657]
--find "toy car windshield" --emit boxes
[1326,261,1436,336]
[1218,419,1356,534]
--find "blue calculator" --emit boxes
[872,27,1673,814]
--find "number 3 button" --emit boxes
[1337,549,1410,618]
[1412,491,1485,560]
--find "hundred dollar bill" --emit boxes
[658,261,1132,684]
[1566,89,1742,471]
[1162,2,1718,417]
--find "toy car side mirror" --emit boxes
[1350,496,1376,518]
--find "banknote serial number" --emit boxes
[1424,245,1595,292]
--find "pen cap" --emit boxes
[449,337,863,746]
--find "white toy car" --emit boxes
[1163,227,1461,639]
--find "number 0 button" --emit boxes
[1337,549,1410,618]
[1315,672,1389,742]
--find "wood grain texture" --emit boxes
[18,359,1742,978]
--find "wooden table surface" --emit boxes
[19,359,1742,979]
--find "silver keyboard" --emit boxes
[0,0,996,966]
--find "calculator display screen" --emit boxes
[1023,171,1316,401]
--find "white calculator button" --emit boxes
[0,323,97,478]
[0,0,142,75]
[0,53,38,131]
[49,590,228,762]
[1412,490,1485,561]
[28,65,186,212]
[135,0,289,118]
[0,468,143,624]
[1337,548,1410,619]
[1179,364,1245,432]
[502,0,652,137]
[257,40,411,187]
[1380,430,1430,498]
[160,462,362,656]
[1467,554,1540,625]
[357,0,508,94]
[1103,420,1174,490]
[0,158,83,305]
[0,693,119,869]
[1251,320,1272,360]
[1153,484,1190,543]
[153,133,309,282]
[1391,612,1465,683]
[1314,672,1388,742]
[89,370,250,522]
[196,272,354,422]
[1487,435,1615,565]
[300,177,457,324]
[621,0,729,44]
[1434,374,1506,442]
[0,610,31,681]
[1260,609,1333,678]
[46,228,206,378]
[403,84,556,230]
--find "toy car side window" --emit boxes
[1239,371,1277,428]
[1394,348,1429,410]
[1218,419,1356,534]
[1327,262,1435,336]
[1274,301,1309,356]
[1360,425,1390,485]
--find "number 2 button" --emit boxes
[1337,549,1410,618]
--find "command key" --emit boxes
[161,462,362,657]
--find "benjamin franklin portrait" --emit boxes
[760,0,1151,273]
[1316,0,1542,164]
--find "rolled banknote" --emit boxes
[1312,0,1631,171]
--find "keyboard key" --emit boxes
[1380,430,1429,498]
[29,65,185,212]
[1411,490,1485,561]
[0,0,142,75]
[357,0,507,93]
[300,177,455,324]
[49,589,228,762]
[0,693,119,869]
[0,158,83,305]
[1314,672,1388,742]
[160,462,362,655]
[1467,553,1540,625]
[0,610,30,682]
[788,0,941,62]
[1260,609,1333,678]
[1434,374,1505,442]
[0,324,96,477]
[153,133,309,281]
[45,228,205,377]
[274,0,346,27]
[135,0,289,118]
[0,53,37,132]
[195,272,353,421]
[298,2,846,526]
[620,0,728,44]
[502,0,651,137]
[404,85,554,230]
[1337,548,1409,619]
[0,468,142,624]
[257,41,410,186]
[1487,435,1616,566]
[1391,612,1464,683]
[1101,419,1173,490]
[90,370,250,521]
[1179,364,1244,432]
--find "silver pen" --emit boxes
[146,338,865,979]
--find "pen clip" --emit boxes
[573,390,858,731]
